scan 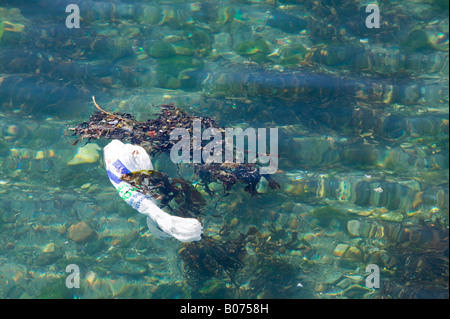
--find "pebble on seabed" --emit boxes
[67,221,96,243]
[333,244,349,257]
[67,143,101,165]
[42,243,55,253]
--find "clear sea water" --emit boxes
[0,0,448,299]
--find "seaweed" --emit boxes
[375,223,449,298]
[69,97,280,202]
[178,226,258,287]
[121,169,206,217]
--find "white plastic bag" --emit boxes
[103,140,203,242]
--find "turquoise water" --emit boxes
[0,0,448,299]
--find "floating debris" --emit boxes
[69,97,280,198]
[373,186,383,193]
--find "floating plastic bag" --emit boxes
[103,140,203,242]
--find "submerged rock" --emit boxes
[111,261,147,276]
[42,243,55,253]
[333,244,349,257]
[343,246,363,262]
[67,143,101,165]
[68,221,96,243]
[267,12,307,33]
[347,220,361,237]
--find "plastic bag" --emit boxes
[103,140,203,242]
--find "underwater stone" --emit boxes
[212,32,233,54]
[379,211,404,222]
[0,20,26,45]
[85,271,96,285]
[342,146,378,166]
[310,206,350,226]
[257,290,275,299]
[267,12,307,33]
[0,140,9,156]
[151,282,185,298]
[35,150,45,160]
[347,220,361,237]
[172,41,195,56]
[280,44,309,66]
[165,76,182,89]
[35,251,61,266]
[402,28,431,51]
[324,272,343,285]
[178,68,202,88]
[67,143,101,165]
[140,5,162,24]
[216,7,236,24]
[189,30,211,56]
[380,251,398,268]
[111,261,147,276]
[236,39,271,56]
[256,177,269,193]
[68,221,95,243]
[84,238,106,255]
[336,278,352,289]
[333,244,349,257]
[42,243,55,253]
[342,284,373,299]
[110,37,133,59]
[343,246,363,262]
[198,278,228,297]
[57,225,66,235]
[38,279,74,299]
[144,40,176,58]
[313,44,365,66]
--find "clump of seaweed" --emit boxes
[376,223,449,299]
[178,227,258,288]
[121,169,206,217]
[69,97,280,199]
[178,220,308,298]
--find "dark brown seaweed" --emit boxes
[69,97,279,199]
